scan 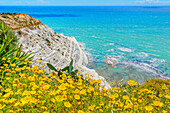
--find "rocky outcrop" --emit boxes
[0,13,111,89]
[0,13,43,30]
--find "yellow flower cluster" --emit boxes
[0,60,169,113]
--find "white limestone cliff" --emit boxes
[14,24,111,89]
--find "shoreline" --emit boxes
[87,58,170,86]
[78,42,170,85]
[79,42,170,82]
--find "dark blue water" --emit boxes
[0,6,169,84]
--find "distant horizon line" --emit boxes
[0,5,170,7]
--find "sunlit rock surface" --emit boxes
[0,13,111,89]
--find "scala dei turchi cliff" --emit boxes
[0,13,111,89]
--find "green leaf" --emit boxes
[18,52,33,62]
[0,42,6,55]
[0,47,15,58]
[62,66,69,72]
[74,69,78,74]
[71,72,76,76]
[4,26,9,33]
[47,63,58,72]
[69,59,73,74]
[14,44,19,57]
[28,55,34,60]
[17,45,22,57]
[58,71,62,79]
[1,21,4,31]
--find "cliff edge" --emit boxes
[0,13,111,89]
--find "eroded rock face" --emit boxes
[1,13,111,89]
[15,24,89,68]
[14,24,111,89]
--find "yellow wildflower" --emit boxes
[38,60,42,63]
[7,60,10,63]
[74,94,80,100]
[24,62,27,65]
[145,105,153,111]
[153,101,164,107]
[3,64,8,67]
[9,110,14,113]
[88,105,95,111]
[123,95,129,100]
[43,84,51,90]
[50,98,55,103]
[17,109,22,112]
[14,57,19,60]
[127,80,137,86]
[99,102,104,106]
[3,93,10,98]
[64,102,72,108]
[78,110,85,113]
[2,58,6,61]
[162,110,167,113]
[41,106,47,110]
[165,95,170,99]
[11,63,16,67]
[62,95,67,100]
[96,79,102,84]
[0,104,5,109]
[58,84,66,90]
[29,61,33,64]
[114,93,119,98]
[113,87,121,92]
[99,109,103,112]
[5,73,10,76]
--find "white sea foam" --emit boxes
[121,59,170,79]
[103,43,114,47]
[149,58,167,67]
[122,61,159,75]
[92,35,98,38]
[108,43,114,45]
[136,52,150,57]
[107,49,114,52]
[118,47,133,52]
[78,42,93,63]
[104,56,120,65]
[152,58,166,62]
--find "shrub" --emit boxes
[0,60,169,113]
[0,21,33,68]
[47,59,80,80]
[139,78,170,97]
[0,22,18,50]
[1,15,8,18]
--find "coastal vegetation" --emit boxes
[0,21,170,113]
[0,22,33,67]
[0,13,43,30]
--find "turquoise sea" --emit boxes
[0,6,170,84]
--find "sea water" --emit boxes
[0,6,169,84]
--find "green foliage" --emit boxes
[0,21,33,67]
[47,63,58,72]
[0,61,170,112]
[47,59,80,80]
[139,78,170,97]
[1,15,8,18]
[0,22,18,50]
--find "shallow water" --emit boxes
[0,6,169,84]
